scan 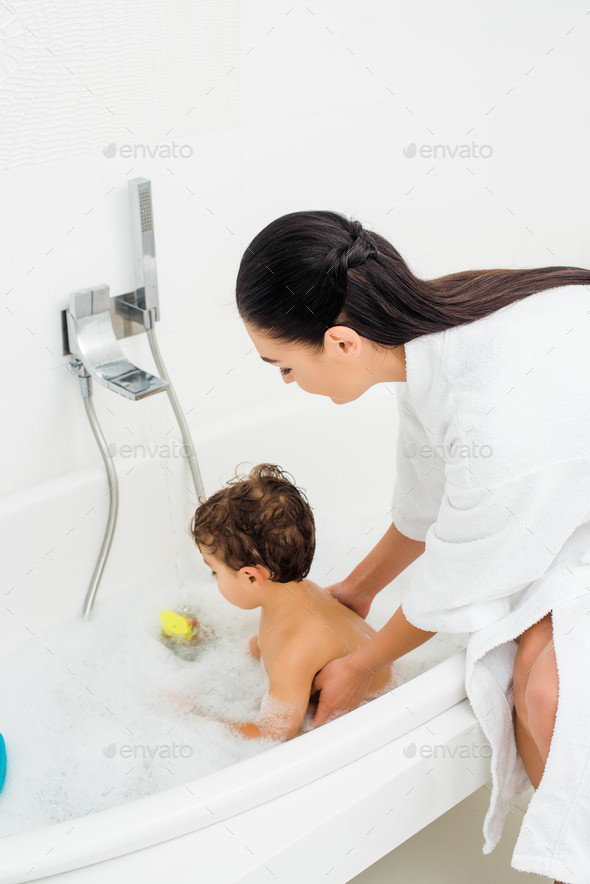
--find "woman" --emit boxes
[235,210,590,884]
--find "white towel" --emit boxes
[390,284,590,882]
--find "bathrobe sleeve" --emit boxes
[391,288,590,634]
[389,391,446,543]
[400,444,590,634]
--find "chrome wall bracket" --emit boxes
[65,284,169,401]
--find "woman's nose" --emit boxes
[282,373,295,384]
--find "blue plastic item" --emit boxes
[0,734,6,792]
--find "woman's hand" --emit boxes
[324,580,373,619]
[310,655,374,728]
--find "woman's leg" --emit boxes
[524,636,559,762]
[512,612,563,884]
[512,612,556,786]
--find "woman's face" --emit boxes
[244,323,399,404]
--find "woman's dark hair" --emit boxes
[236,210,590,350]
[190,463,315,584]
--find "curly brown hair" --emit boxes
[189,463,316,584]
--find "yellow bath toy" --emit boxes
[159,608,213,661]
[161,610,194,638]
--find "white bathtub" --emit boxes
[0,385,490,883]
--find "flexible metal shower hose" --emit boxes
[146,314,205,502]
[81,382,120,617]
[80,319,204,617]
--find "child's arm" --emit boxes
[247,634,260,660]
[191,648,318,741]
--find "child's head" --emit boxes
[189,463,315,608]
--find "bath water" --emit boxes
[0,567,276,838]
[0,501,468,838]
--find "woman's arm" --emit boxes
[328,522,425,618]
[311,604,435,728]
[350,602,435,674]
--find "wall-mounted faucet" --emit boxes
[66,283,169,399]
[63,178,205,617]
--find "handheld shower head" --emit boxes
[128,177,159,322]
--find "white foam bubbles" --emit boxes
[0,501,468,838]
[0,567,280,837]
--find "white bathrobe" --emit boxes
[390,283,590,883]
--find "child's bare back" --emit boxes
[254,577,391,699]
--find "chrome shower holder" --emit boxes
[63,177,205,618]
[65,283,169,401]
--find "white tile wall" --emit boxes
[0,0,240,169]
[1,0,589,502]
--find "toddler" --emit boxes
[188,463,392,741]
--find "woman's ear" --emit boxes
[324,326,363,357]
